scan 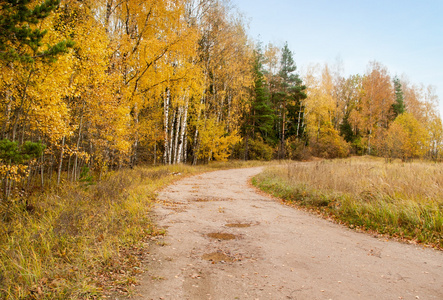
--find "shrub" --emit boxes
[285,136,310,160]
[232,135,275,161]
[310,126,350,158]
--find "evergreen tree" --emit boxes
[279,43,297,83]
[274,42,306,158]
[251,50,275,142]
[0,0,74,63]
[392,77,406,118]
[340,115,355,143]
[242,48,275,160]
[0,139,45,164]
[0,138,45,199]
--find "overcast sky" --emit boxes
[233,0,443,117]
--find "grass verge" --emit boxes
[252,158,443,249]
[0,160,268,299]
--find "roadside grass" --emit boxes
[0,160,268,299]
[252,157,443,249]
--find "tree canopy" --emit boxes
[0,0,442,201]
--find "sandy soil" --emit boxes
[132,167,443,300]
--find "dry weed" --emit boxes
[254,157,443,248]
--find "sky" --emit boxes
[233,0,443,117]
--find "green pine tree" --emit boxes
[274,42,307,158]
[392,77,406,118]
[0,139,45,164]
[242,47,276,160]
[0,0,74,63]
[0,138,45,199]
[251,50,275,142]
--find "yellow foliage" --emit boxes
[383,113,429,160]
[428,117,443,160]
[0,0,254,176]
[197,118,240,162]
[0,10,75,143]
[304,64,336,139]
[310,124,350,158]
[0,163,28,183]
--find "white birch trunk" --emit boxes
[132,103,139,166]
[163,88,170,164]
[183,132,188,164]
[174,106,182,164]
[168,108,176,165]
[226,93,232,132]
[192,128,199,165]
[296,106,302,138]
[192,95,205,165]
[177,97,189,163]
[72,101,85,181]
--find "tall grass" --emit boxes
[253,157,443,249]
[0,166,166,299]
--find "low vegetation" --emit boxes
[0,161,267,299]
[2,152,442,299]
[253,157,443,249]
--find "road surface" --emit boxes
[133,167,443,300]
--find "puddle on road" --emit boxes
[207,232,236,240]
[225,223,251,228]
[202,251,235,263]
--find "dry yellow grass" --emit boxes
[0,160,270,299]
[254,157,443,249]
[283,157,443,204]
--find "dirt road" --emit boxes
[133,167,443,300]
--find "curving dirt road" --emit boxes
[133,167,443,300]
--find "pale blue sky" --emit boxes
[234,0,443,117]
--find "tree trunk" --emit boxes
[244,133,249,161]
[57,136,65,185]
[105,0,114,32]
[226,93,232,132]
[132,105,139,167]
[183,133,188,164]
[368,129,372,155]
[169,108,176,165]
[163,88,170,164]
[280,103,286,159]
[296,105,302,138]
[177,98,189,164]
[192,94,205,165]
[40,155,44,188]
[72,100,85,181]
[1,90,12,139]
[154,141,157,165]
[12,69,34,141]
[192,128,200,165]
[174,106,182,164]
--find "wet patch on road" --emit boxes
[202,250,235,263]
[207,232,237,240]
